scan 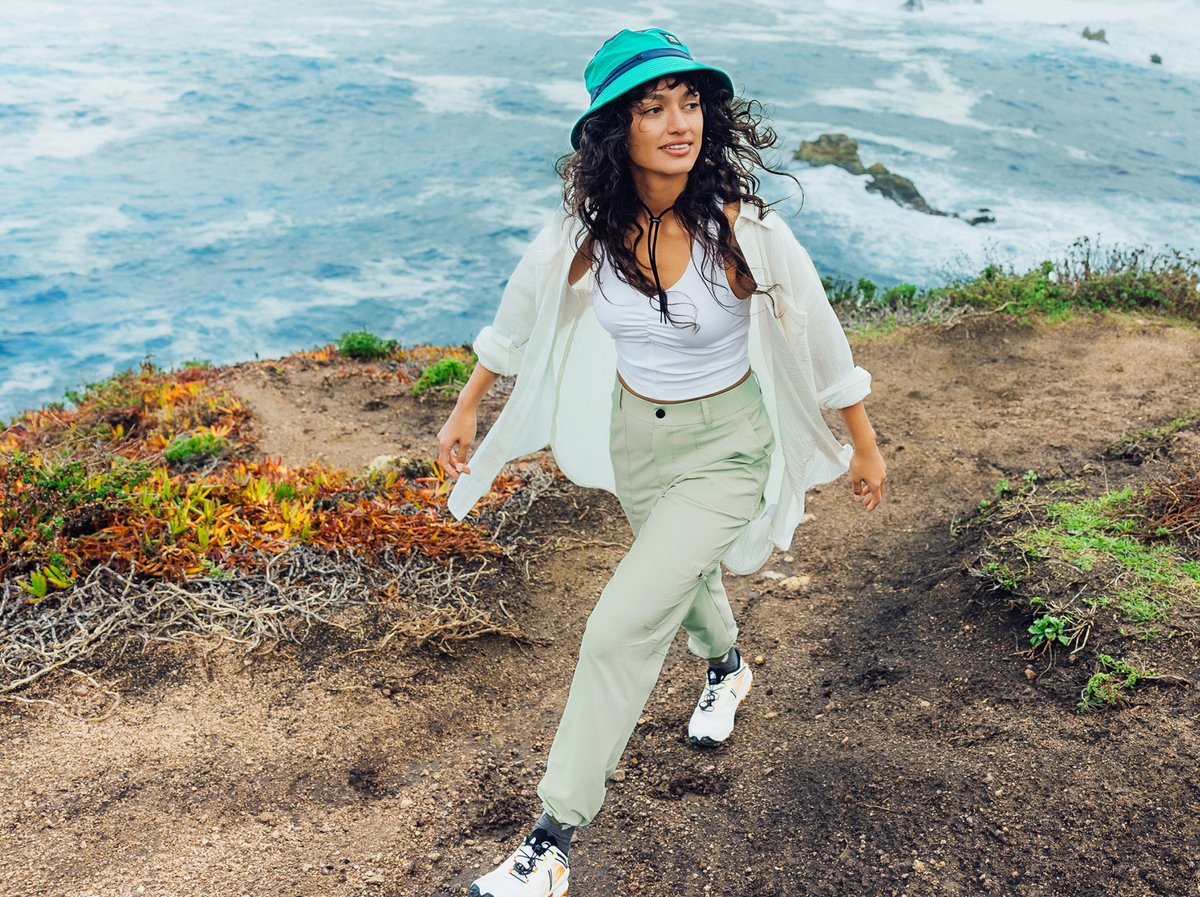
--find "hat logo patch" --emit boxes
[663,33,681,45]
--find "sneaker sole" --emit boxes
[688,680,752,748]
[469,879,569,897]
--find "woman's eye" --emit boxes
[643,107,662,115]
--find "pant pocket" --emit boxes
[732,405,773,464]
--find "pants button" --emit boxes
[655,408,665,418]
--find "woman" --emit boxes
[437,27,886,897]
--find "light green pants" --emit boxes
[536,372,774,827]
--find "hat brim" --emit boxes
[570,58,734,150]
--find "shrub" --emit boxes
[413,357,474,397]
[337,331,397,360]
[164,433,226,466]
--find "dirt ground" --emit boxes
[1,313,1198,897]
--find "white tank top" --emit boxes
[592,229,751,402]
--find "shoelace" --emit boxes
[698,668,729,711]
[510,834,553,878]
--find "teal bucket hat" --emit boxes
[571,28,734,150]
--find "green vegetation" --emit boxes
[1078,654,1158,712]
[337,330,397,359]
[826,238,1200,329]
[971,458,1197,712]
[1107,407,1200,461]
[823,276,928,316]
[1028,613,1070,649]
[164,432,226,466]
[1,358,540,694]
[413,356,475,397]
[1,451,152,569]
[1014,487,1198,629]
[1032,490,1197,600]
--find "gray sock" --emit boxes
[534,810,575,856]
[708,646,741,678]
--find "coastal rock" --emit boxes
[865,162,934,214]
[902,0,923,10]
[794,133,866,175]
[795,132,995,225]
[1082,27,1107,43]
[1150,53,1162,64]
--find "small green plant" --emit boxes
[994,479,1012,497]
[1029,613,1071,649]
[18,569,49,602]
[1078,654,1156,712]
[337,330,397,359]
[199,559,235,581]
[982,560,1019,591]
[164,433,226,466]
[413,356,474,397]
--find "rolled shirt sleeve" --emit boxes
[470,218,562,377]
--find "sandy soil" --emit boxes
[1,313,1198,897]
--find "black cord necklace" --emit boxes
[639,200,675,324]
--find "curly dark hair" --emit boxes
[556,69,799,327]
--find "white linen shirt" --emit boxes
[447,203,872,574]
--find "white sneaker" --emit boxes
[468,828,569,897]
[687,653,753,747]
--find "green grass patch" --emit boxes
[970,467,1198,710]
[164,433,226,466]
[337,330,397,360]
[1115,585,1172,624]
[1017,487,1192,626]
[981,559,1019,591]
[828,237,1200,330]
[413,356,474,398]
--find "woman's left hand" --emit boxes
[849,445,887,512]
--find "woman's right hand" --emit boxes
[437,407,478,479]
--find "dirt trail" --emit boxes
[1,314,1198,897]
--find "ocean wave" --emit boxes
[374,69,510,116]
[186,211,294,250]
[810,57,988,131]
[0,65,194,168]
[0,362,55,402]
[782,162,1199,285]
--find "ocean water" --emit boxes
[2,0,1198,419]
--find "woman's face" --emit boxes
[627,77,703,181]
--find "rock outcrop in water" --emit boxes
[795,133,995,226]
[1082,27,1108,43]
[794,133,866,175]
